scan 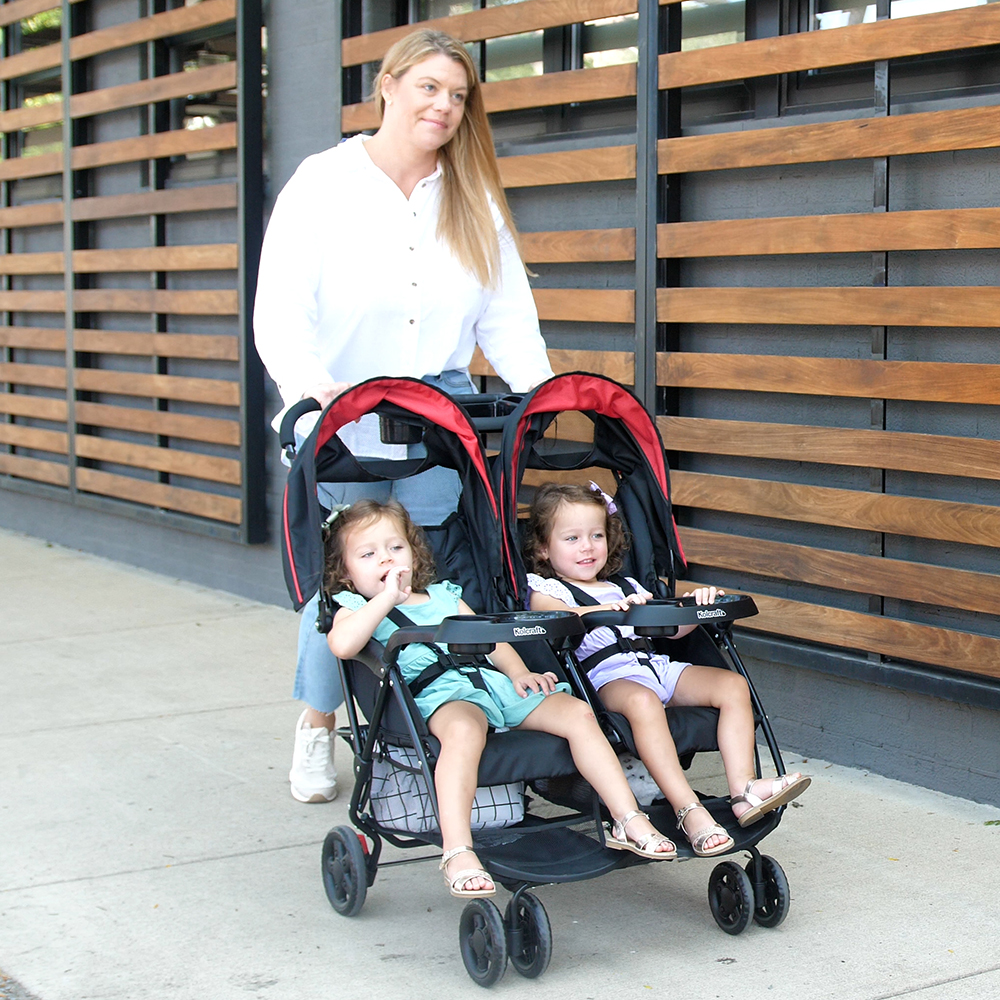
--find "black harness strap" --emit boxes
[557,576,659,677]
[385,606,498,698]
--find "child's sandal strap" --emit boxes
[439,845,475,870]
[675,801,702,831]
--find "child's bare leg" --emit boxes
[516,692,674,853]
[669,666,804,822]
[599,679,728,852]
[428,700,492,892]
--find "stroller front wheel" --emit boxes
[708,861,754,935]
[505,891,552,979]
[459,898,508,987]
[322,825,368,917]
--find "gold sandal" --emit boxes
[605,809,677,860]
[731,773,811,828]
[439,846,496,898]
[676,802,734,857]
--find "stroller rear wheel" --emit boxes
[322,826,368,917]
[459,898,508,988]
[505,892,552,979]
[708,861,754,935]
[746,855,790,928]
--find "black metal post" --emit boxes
[238,0,267,543]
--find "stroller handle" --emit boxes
[279,397,323,461]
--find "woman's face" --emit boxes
[380,53,469,153]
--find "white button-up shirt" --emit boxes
[253,134,552,456]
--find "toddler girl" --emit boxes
[325,498,678,898]
[524,483,810,857]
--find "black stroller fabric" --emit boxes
[281,377,507,613]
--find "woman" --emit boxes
[254,29,552,804]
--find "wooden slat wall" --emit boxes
[654,3,1000,679]
[0,0,244,526]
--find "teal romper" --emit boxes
[332,581,571,728]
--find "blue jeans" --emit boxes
[293,369,476,713]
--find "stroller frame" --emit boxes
[280,373,800,987]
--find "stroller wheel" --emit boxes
[505,892,552,979]
[745,855,790,929]
[321,826,368,917]
[708,861,754,935]
[459,898,508,988]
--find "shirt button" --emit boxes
[412,282,417,287]
[408,246,414,251]
[409,319,415,325]
[412,211,417,217]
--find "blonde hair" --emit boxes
[372,29,521,289]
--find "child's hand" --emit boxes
[513,671,560,698]
[379,565,412,604]
[683,585,725,605]
[608,593,647,611]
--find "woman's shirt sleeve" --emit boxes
[472,222,553,393]
[253,158,335,409]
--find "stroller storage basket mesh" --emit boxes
[370,746,524,834]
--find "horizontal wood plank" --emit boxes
[343,62,636,132]
[0,326,238,360]
[0,422,67,455]
[521,227,635,263]
[0,394,67,422]
[0,62,237,133]
[73,289,238,315]
[469,346,633,382]
[681,583,1000,677]
[678,527,1000,616]
[0,244,237,274]
[0,452,69,487]
[522,466,617,495]
[72,369,239,406]
[657,353,1000,404]
[74,434,240,485]
[0,123,237,183]
[671,470,1000,548]
[534,288,634,323]
[0,202,62,229]
[659,4,1000,89]
[0,0,235,81]
[658,416,1000,481]
[0,0,84,29]
[342,0,638,66]
[657,207,1000,258]
[657,286,1000,328]
[75,467,241,523]
[658,105,1000,174]
[72,185,239,222]
[0,361,64,389]
[500,145,635,188]
[74,401,240,446]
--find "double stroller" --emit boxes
[280,373,794,987]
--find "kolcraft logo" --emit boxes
[513,625,548,637]
[696,608,727,619]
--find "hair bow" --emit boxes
[589,481,617,515]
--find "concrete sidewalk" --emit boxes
[2,527,999,1000]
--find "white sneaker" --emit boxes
[289,710,338,803]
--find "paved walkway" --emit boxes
[2,527,999,1000]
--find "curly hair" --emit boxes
[523,482,626,580]
[323,499,438,595]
